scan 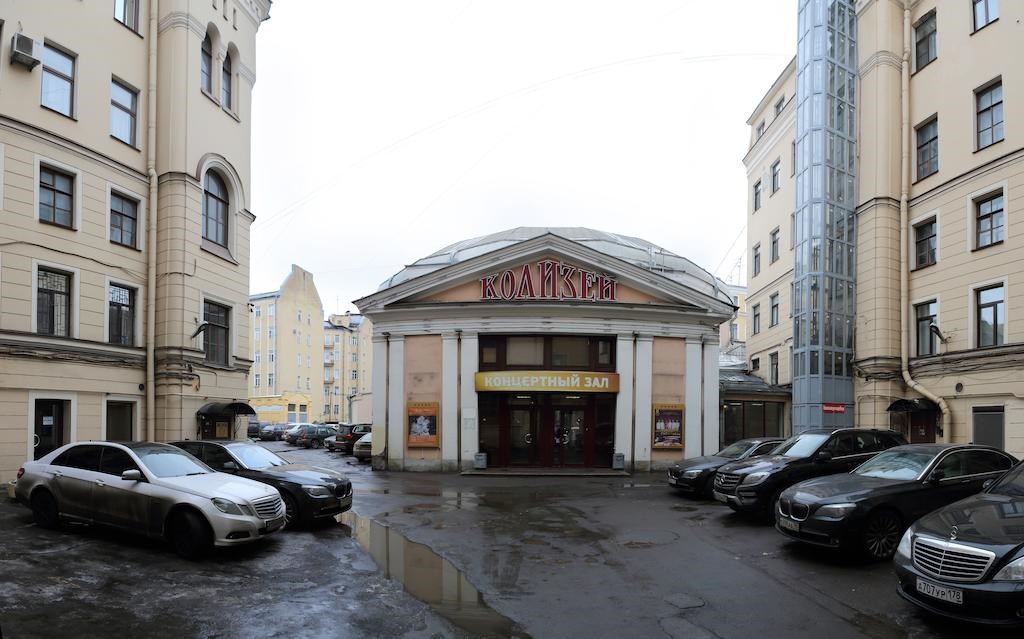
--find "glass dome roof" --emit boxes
[379,227,733,305]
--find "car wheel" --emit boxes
[30,489,60,529]
[701,475,716,500]
[861,510,902,560]
[765,488,785,523]
[281,492,301,530]
[169,510,212,560]
[311,439,322,449]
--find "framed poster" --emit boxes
[407,402,440,448]
[652,403,684,449]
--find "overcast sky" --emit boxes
[250,1,796,314]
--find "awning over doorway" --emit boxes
[886,398,938,413]
[197,401,257,417]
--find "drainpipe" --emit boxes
[899,0,950,442]
[145,0,159,442]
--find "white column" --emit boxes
[614,334,634,468]
[441,332,460,472]
[633,335,654,472]
[684,340,702,459]
[702,341,720,455]
[370,335,388,466]
[386,336,405,470]
[459,332,479,470]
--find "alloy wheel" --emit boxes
[862,511,901,560]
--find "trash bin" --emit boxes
[612,453,625,470]
[474,452,487,470]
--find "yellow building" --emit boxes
[249,265,326,424]
[323,312,367,423]
[0,0,270,481]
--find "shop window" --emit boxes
[105,401,134,441]
[973,406,1004,449]
[507,336,544,366]
[552,336,589,367]
[722,400,785,447]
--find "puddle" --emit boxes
[339,512,531,638]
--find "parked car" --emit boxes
[776,444,1016,559]
[667,437,784,497]
[353,432,372,461]
[713,428,907,519]
[259,424,287,441]
[894,458,1024,625]
[247,421,262,439]
[328,424,372,454]
[297,425,338,449]
[282,424,310,445]
[171,440,352,529]
[13,441,285,558]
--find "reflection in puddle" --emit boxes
[340,512,530,639]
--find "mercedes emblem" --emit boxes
[950,525,959,541]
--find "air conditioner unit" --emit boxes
[10,34,41,70]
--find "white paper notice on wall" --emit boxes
[462,417,476,431]
[42,416,54,426]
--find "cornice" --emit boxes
[0,335,145,368]
[743,101,796,170]
[910,343,1024,377]
[859,50,902,76]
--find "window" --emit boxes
[39,166,74,228]
[103,403,136,442]
[973,406,1004,449]
[915,300,937,356]
[306,377,310,390]
[254,305,261,318]
[254,326,260,341]
[774,96,785,117]
[269,349,275,362]
[38,268,72,337]
[976,284,1004,347]
[753,180,762,211]
[972,0,998,31]
[791,141,796,176]
[770,229,780,262]
[114,0,139,30]
[268,303,275,316]
[268,373,274,387]
[750,357,760,371]
[769,294,779,327]
[254,351,261,363]
[298,309,302,322]
[109,192,138,248]
[254,373,260,387]
[41,44,74,117]
[756,121,765,138]
[975,192,1004,248]
[202,172,229,247]
[914,12,936,70]
[297,354,302,366]
[203,300,230,365]
[914,219,937,267]
[771,161,781,193]
[769,352,779,385]
[268,327,275,339]
[222,53,233,109]
[201,34,213,93]
[752,304,761,334]
[729,323,738,341]
[752,244,761,276]
[976,82,1004,149]
[916,118,938,179]
[351,371,358,380]
[108,284,135,345]
[110,80,137,146]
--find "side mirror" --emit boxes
[121,469,142,481]
[815,450,833,463]
[929,470,946,484]
[222,461,238,471]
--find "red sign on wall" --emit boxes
[822,403,846,414]
[479,260,618,302]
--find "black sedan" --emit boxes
[776,444,1016,559]
[171,441,352,529]
[667,438,784,497]
[894,459,1024,626]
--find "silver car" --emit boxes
[15,441,285,559]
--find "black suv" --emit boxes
[296,425,337,449]
[713,428,907,518]
[327,424,372,454]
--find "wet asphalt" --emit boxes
[1,442,1018,639]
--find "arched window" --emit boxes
[221,53,232,109]
[203,172,229,247]
[201,35,213,93]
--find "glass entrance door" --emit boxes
[508,407,539,466]
[552,407,586,466]
[34,399,65,460]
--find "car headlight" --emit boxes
[682,469,704,479]
[212,497,245,515]
[993,557,1024,581]
[302,485,332,497]
[741,472,770,486]
[813,503,858,520]
[895,528,913,559]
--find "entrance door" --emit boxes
[910,411,936,443]
[552,406,587,466]
[508,407,539,466]
[35,399,65,460]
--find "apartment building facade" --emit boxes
[248,265,325,424]
[323,312,368,424]
[745,0,1023,456]
[0,0,270,482]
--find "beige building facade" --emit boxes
[249,265,325,424]
[745,0,1023,456]
[0,0,270,482]
[323,312,370,424]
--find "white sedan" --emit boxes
[15,441,285,558]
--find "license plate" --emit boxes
[266,516,285,532]
[779,517,800,533]
[714,491,728,503]
[916,578,963,605]
[668,477,677,485]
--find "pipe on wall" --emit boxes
[145,0,158,442]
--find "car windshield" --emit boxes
[854,450,935,480]
[989,464,1024,497]
[134,445,212,478]
[772,433,830,459]
[715,442,753,459]
[230,445,287,469]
